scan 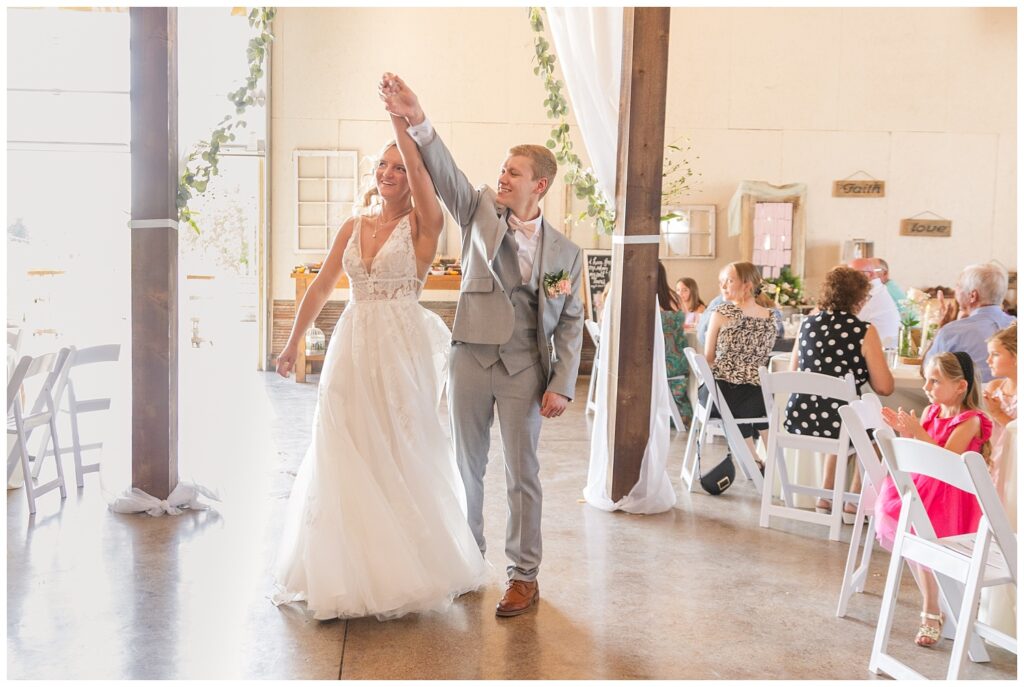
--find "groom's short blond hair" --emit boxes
[507,144,558,198]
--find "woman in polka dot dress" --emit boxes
[785,266,894,513]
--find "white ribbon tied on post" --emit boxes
[109,481,220,516]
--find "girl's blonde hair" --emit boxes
[989,322,1017,358]
[929,352,991,462]
[724,261,776,308]
[357,140,399,212]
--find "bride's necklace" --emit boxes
[372,206,414,239]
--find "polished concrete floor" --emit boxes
[6,349,1018,679]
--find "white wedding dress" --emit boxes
[272,215,489,620]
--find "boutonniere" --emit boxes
[543,269,571,298]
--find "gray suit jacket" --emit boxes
[419,133,584,400]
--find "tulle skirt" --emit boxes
[272,299,489,620]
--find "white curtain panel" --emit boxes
[583,302,676,514]
[545,7,622,205]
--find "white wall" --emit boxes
[270,7,1016,303]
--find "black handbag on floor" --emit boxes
[698,447,736,496]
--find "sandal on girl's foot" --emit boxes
[815,498,832,514]
[915,612,944,647]
[841,502,861,525]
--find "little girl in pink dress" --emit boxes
[983,324,1017,508]
[876,351,993,648]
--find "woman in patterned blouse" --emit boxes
[787,266,894,513]
[703,261,778,465]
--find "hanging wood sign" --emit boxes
[900,218,952,237]
[832,180,885,197]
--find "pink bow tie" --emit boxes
[507,214,538,240]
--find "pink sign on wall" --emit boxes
[752,202,793,279]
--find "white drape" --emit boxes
[583,304,676,514]
[545,7,622,204]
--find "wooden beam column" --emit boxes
[130,8,179,499]
[606,7,671,501]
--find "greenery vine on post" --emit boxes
[528,8,700,236]
[177,7,276,234]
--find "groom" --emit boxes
[380,73,584,617]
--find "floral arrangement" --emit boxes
[543,269,572,298]
[760,266,806,306]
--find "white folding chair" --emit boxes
[870,428,1017,680]
[665,369,687,434]
[836,394,888,616]
[7,349,71,514]
[584,320,600,415]
[7,327,23,359]
[29,346,76,480]
[679,348,765,493]
[36,344,120,487]
[758,368,858,541]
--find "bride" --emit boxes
[272,112,488,620]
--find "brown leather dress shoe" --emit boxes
[495,579,539,617]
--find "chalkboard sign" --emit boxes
[583,249,612,322]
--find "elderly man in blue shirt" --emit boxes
[925,262,1015,382]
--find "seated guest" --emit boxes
[877,257,908,316]
[702,261,777,464]
[786,266,895,513]
[659,264,692,426]
[674,277,706,326]
[848,257,900,348]
[698,292,784,347]
[925,262,1016,383]
[983,323,1017,507]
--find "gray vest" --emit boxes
[465,230,541,375]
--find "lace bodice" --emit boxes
[342,215,424,302]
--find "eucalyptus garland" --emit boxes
[528,8,615,234]
[528,8,700,235]
[178,7,276,234]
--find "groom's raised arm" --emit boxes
[380,73,479,229]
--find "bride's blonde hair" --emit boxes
[357,140,400,214]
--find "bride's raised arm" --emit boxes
[389,112,444,264]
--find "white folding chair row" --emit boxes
[31,344,120,488]
[758,368,858,541]
[870,428,1017,680]
[7,349,72,514]
[679,348,765,493]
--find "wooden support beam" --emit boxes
[130,8,179,499]
[606,7,671,501]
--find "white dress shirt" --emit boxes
[509,214,543,285]
[858,278,901,348]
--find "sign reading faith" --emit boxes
[832,180,885,197]
[900,218,952,237]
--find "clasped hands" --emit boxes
[880,405,924,438]
[378,72,423,124]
